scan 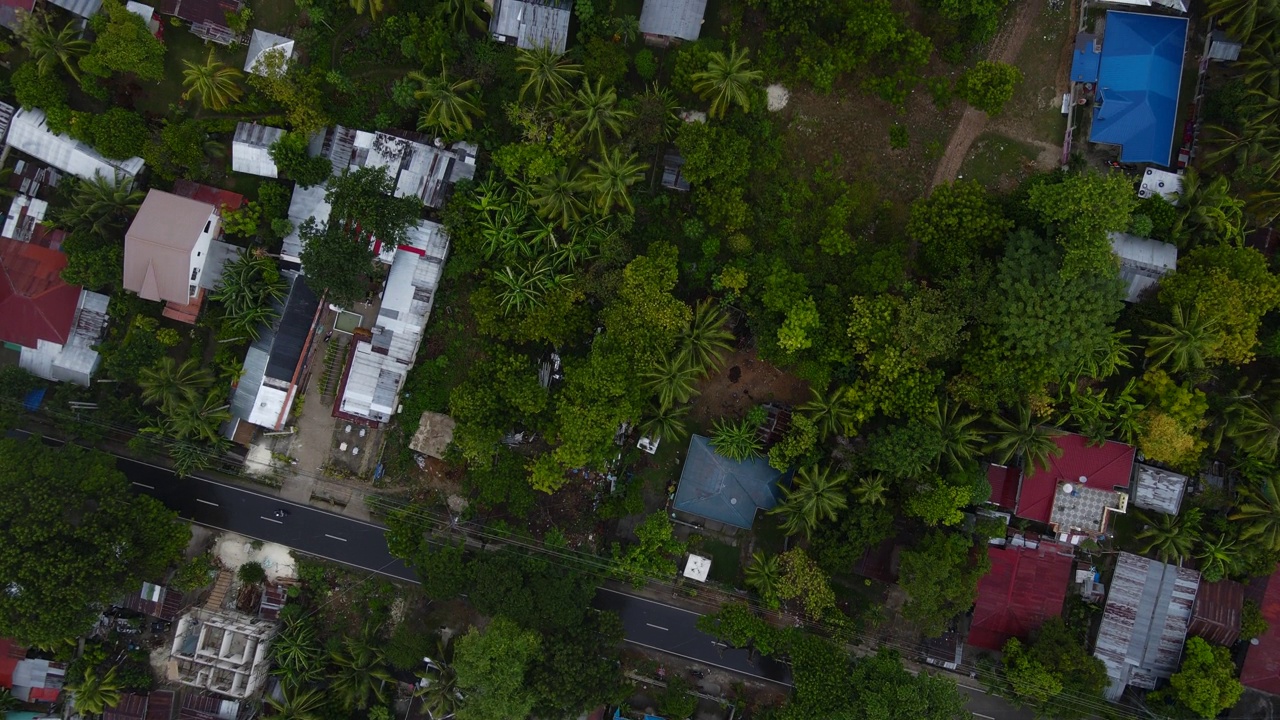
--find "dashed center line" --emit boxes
[195,499,219,506]
[645,623,669,631]
[260,516,283,524]
[131,482,155,490]
[324,534,348,542]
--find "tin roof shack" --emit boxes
[168,609,276,699]
[639,0,706,44]
[1094,552,1199,700]
[489,0,572,52]
[0,638,64,703]
[1188,579,1244,647]
[1111,232,1178,303]
[1131,463,1187,515]
[8,108,145,183]
[231,123,284,178]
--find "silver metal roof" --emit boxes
[1111,232,1177,303]
[490,0,571,52]
[231,122,284,178]
[1095,552,1198,700]
[1132,464,1187,515]
[47,0,102,18]
[8,107,144,182]
[639,0,707,41]
[244,30,294,75]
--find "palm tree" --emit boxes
[1230,475,1280,552]
[691,43,764,119]
[771,464,849,539]
[744,551,780,607]
[0,688,21,713]
[212,252,289,339]
[986,405,1064,474]
[638,401,690,443]
[515,45,582,103]
[169,438,229,479]
[348,0,385,20]
[709,417,762,461]
[1171,169,1247,248]
[528,165,587,228]
[52,174,145,238]
[181,51,244,111]
[1205,0,1279,41]
[927,398,984,470]
[1228,392,1280,462]
[266,683,327,720]
[800,385,857,440]
[20,15,89,82]
[411,61,485,138]
[138,357,213,414]
[160,392,232,444]
[67,665,122,716]
[570,78,633,151]
[1196,533,1240,582]
[643,351,702,408]
[272,616,325,686]
[1134,508,1201,563]
[850,474,889,506]
[583,148,648,215]
[414,638,462,719]
[1143,305,1219,373]
[438,0,489,32]
[329,627,393,711]
[681,300,734,374]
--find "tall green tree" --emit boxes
[691,43,764,119]
[1134,508,1201,563]
[642,351,702,408]
[898,531,989,637]
[928,399,984,469]
[1153,637,1244,718]
[998,618,1109,720]
[20,14,89,82]
[265,684,326,720]
[439,0,489,32]
[1228,390,1280,462]
[771,464,849,539]
[1025,171,1137,278]
[181,50,244,110]
[986,405,1063,473]
[211,251,289,339]
[67,665,123,715]
[1143,305,1220,373]
[1158,244,1280,366]
[453,617,540,720]
[52,174,144,238]
[583,148,647,214]
[79,0,166,81]
[709,416,762,461]
[412,61,485,138]
[329,625,393,711]
[515,45,582,103]
[744,551,780,607]
[414,638,461,720]
[0,440,189,646]
[610,512,687,587]
[570,78,633,151]
[800,385,858,439]
[680,299,734,373]
[138,357,213,415]
[528,165,587,228]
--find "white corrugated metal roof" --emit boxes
[46,0,102,18]
[231,122,284,177]
[8,107,144,182]
[490,0,571,52]
[1111,232,1177,303]
[244,30,294,75]
[639,0,707,41]
[282,183,332,263]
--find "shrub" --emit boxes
[237,561,267,585]
[634,48,658,80]
[889,124,909,149]
[955,61,1023,114]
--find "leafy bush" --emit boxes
[889,124,909,149]
[657,677,698,720]
[1243,600,1269,640]
[171,553,217,591]
[237,561,267,585]
[955,61,1022,114]
[634,48,658,80]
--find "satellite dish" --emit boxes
[1062,483,1075,494]
[1079,475,1089,484]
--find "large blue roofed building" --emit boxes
[1089,11,1188,166]
[672,435,788,529]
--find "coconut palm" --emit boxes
[709,417,762,461]
[138,357,213,414]
[52,174,145,238]
[272,616,325,686]
[20,15,89,82]
[414,638,462,719]
[570,78,633,151]
[800,385,857,440]
[1230,475,1280,552]
[850,474,889,506]
[691,43,764,119]
[329,626,393,711]
[515,45,582,103]
[411,61,485,138]
[927,398,984,470]
[1134,508,1201,563]
[266,684,326,720]
[348,0,385,20]
[1143,305,1219,373]
[1171,169,1247,248]
[986,405,1064,474]
[643,351,702,408]
[169,438,227,479]
[771,464,849,539]
[67,665,123,716]
[212,251,289,339]
[1228,392,1280,462]
[638,401,690,443]
[181,51,244,111]
[583,148,648,214]
[744,551,780,607]
[439,0,489,32]
[680,300,734,374]
[1196,533,1240,582]
[1205,0,1280,41]
[160,392,232,444]
[528,165,587,228]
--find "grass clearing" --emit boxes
[137,26,248,117]
[250,0,299,34]
[987,0,1072,155]
[697,538,742,585]
[959,131,1042,189]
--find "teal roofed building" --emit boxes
[671,435,788,530]
[1089,11,1189,166]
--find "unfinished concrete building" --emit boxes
[168,609,276,699]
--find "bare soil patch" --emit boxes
[689,348,811,428]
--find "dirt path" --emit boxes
[929,0,1049,189]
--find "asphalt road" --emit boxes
[77,443,1034,717]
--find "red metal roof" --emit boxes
[1015,433,1135,524]
[0,238,82,349]
[104,692,149,720]
[157,0,239,27]
[170,180,244,212]
[1243,569,1280,695]
[145,691,175,720]
[28,686,59,702]
[986,463,1020,510]
[1189,579,1244,646]
[968,543,1074,650]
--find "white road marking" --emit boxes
[645,623,669,631]
[196,499,219,506]
[324,534,348,542]
[260,516,283,524]
[972,714,995,719]
[131,482,155,489]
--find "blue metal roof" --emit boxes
[1090,11,1188,166]
[1071,33,1101,83]
[672,435,786,529]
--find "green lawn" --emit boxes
[137,26,248,118]
[959,131,1041,188]
[699,538,742,585]
[250,0,299,35]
